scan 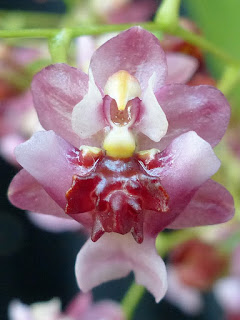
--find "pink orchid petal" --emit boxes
[65,292,93,318]
[81,301,125,320]
[90,27,167,91]
[72,70,105,139]
[76,36,95,72]
[136,73,168,142]
[214,277,240,314]
[144,131,221,236]
[65,292,124,320]
[155,84,230,149]
[166,266,203,315]
[168,179,234,229]
[31,64,88,148]
[0,134,24,166]
[12,131,92,228]
[8,169,68,219]
[107,0,157,24]
[166,53,199,84]
[27,212,81,233]
[231,245,240,276]
[75,233,167,302]
[14,131,76,208]
[8,300,32,320]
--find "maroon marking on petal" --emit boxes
[67,148,104,168]
[65,174,101,214]
[65,155,169,243]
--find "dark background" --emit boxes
[0,1,223,319]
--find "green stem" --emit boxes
[0,23,239,67]
[0,10,61,29]
[173,25,240,66]
[155,0,181,31]
[121,282,145,320]
[217,65,240,96]
[48,29,72,63]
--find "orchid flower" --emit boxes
[166,238,227,315]
[8,27,234,302]
[0,45,44,165]
[214,245,240,320]
[8,292,124,320]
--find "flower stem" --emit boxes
[121,282,145,320]
[173,25,240,66]
[155,0,181,31]
[217,65,240,96]
[0,23,239,67]
[48,29,72,63]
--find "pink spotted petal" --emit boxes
[72,70,106,139]
[166,53,199,84]
[27,212,81,233]
[144,131,221,236]
[135,73,168,142]
[156,84,230,149]
[8,169,68,219]
[168,179,234,229]
[31,64,88,148]
[75,233,167,302]
[90,27,167,91]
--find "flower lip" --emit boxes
[65,154,169,243]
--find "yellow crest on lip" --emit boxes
[103,127,136,158]
[104,70,141,111]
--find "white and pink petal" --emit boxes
[166,53,198,84]
[75,233,167,302]
[168,179,234,229]
[90,27,167,91]
[31,64,88,148]
[144,131,221,236]
[156,84,230,149]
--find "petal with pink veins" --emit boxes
[12,131,93,228]
[143,131,221,236]
[90,27,167,91]
[166,53,199,84]
[72,70,106,140]
[75,233,167,302]
[168,179,234,229]
[31,64,88,148]
[156,84,230,149]
[14,131,77,208]
[8,169,68,219]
